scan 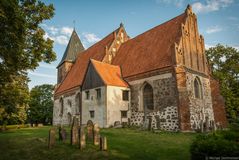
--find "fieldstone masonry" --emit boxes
[186,72,215,131]
[130,76,179,131]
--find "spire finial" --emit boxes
[73,20,76,30]
[120,22,124,28]
[186,4,192,12]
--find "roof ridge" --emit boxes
[90,58,120,68]
[80,26,121,56]
[90,59,128,87]
[55,26,122,94]
[125,12,186,44]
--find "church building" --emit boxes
[53,5,227,131]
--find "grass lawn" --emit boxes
[0,126,196,160]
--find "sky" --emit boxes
[28,0,239,89]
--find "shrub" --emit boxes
[190,130,239,160]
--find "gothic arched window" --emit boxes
[60,98,64,116]
[143,83,154,110]
[194,77,203,99]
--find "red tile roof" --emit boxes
[91,59,129,87]
[55,30,116,94]
[55,12,187,95]
[112,13,187,78]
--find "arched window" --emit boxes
[143,83,154,110]
[75,93,81,114]
[60,98,64,116]
[194,77,203,99]
[68,100,72,107]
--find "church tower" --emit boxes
[57,29,85,84]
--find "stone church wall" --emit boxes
[53,89,81,126]
[185,70,215,130]
[129,73,179,131]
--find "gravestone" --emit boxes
[48,128,56,149]
[100,136,107,151]
[61,128,67,142]
[148,117,152,131]
[114,121,120,126]
[93,123,100,145]
[113,121,122,128]
[211,120,216,131]
[155,115,160,130]
[79,127,86,150]
[200,120,204,133]
[58,127,62,141]
[71,117,79,145]
[143,119,149,130]
[87,120,94,140]
[205,116,209,132]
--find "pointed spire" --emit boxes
[185,4,192,15]
[57,29,85,68]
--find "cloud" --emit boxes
[233,45,239,51]
[205,44,239,51]
[155,0,185,7]
[41,24,100,47]
[48,26,58,35]
[205,44,215,49]
[82,32,101,43]
[228,16,238,21]
[54,35,69,45]
[39,63,56,69]
[42,24,73,46]
[61,27,74,37]
[43,32,69,45]
[28,71,56,79]
[192,0,234,13]
[206,25,222,34]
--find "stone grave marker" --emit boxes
[211,120,216,131]
[61,128,67,142]
[113,121,122,128]
[79,127,86,150]
[148,117,152,131]
[205,116,209,132]
[87,120,94,140]
[155,115,161,130]
[93,123,100,145]
[48,128,56,149]
[71,117,79,145]
[200,120,204,133]
[58,127,62,141]
[143,119,149,130]
[100,136,107,151]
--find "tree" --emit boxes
[28,84,54,125]
[0,0,56,126]
[206,44,239,122]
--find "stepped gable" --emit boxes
[57,29,85,68]
[55,29,118,95]
[90,59,128,87]
[112,12,187,78]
